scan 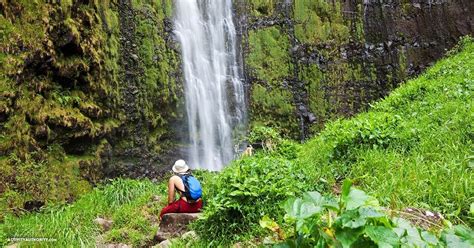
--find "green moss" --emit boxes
[247,26,291,83]
[249,0,274,17]
[250,84,298,138]
[398,47,408,80]
[0,1,125,217]
[294,0,351,44]
[300,64,326,131]
[354,3,365,42]
[132,0,182,143]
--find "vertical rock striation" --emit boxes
[236,0,474,139]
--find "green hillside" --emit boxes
[192,37,473,245]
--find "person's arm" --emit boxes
[168,177,176,204]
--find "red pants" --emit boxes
[160,198,202,218]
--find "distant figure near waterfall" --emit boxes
[242,144,253,157]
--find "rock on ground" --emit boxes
[156,239,172,248]
[154,213,201,242]
[94,217,113,232]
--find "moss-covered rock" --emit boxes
[247,26,291,83]
[239,0,474,139]
[0,0,183,218]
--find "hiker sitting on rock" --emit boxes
[160,159,203,218]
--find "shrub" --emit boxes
[194,156,307,243]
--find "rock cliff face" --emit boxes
[0,0,183,214]
[236,0,474,139]
[0,0,472,214]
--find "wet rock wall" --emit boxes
[236,0,474,139]
[0,0,183,215]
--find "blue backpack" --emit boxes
[179,175,202,201]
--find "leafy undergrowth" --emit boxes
[262,181,473,247]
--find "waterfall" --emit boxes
[174,0,246,170]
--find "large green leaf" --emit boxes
[346,188,379,210]
[442,233,472,248]
[303,191,323,203]
[322,196,339,211]
[302,191,338,211]
[421,231,439,246]
[341,179,352,203]
[335,227,363,248]
[365,226,400,248]
[284,194,325,220]
[300,201,322,218]
[393,217,434,247]
[441,225,474,248]
[358,207,385,219]
[454,225,474,244]
[337,209,367,229]
[283,197,300,218]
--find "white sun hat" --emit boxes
[172,159,189,174]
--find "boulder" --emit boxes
[157,240,171,248]
[154,213,201,242]
[94,217,113,232]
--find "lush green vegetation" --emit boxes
[1,10,472,248]
[0,179,165,247]
[2,37,473,247]
[249,0,274,17]
[263,181,472,247]
[294,0,351,44]
[189,37,474,245]
[298,37,474,224]
[247,26,292,83]
[247,26,300,137]
[245,0,409,138]
[0,0,474,244]
[0,0,123,220]
[0,0,183,221]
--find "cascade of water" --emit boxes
[174,0,246,170]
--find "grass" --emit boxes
[0,170,216,247]
[0,178,167,247]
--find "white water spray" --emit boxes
[174,0,246,170]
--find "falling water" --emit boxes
[174,0,246,170]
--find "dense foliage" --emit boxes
[0,0,182,218]
[262,181,473,247]
[193,155,306,243]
